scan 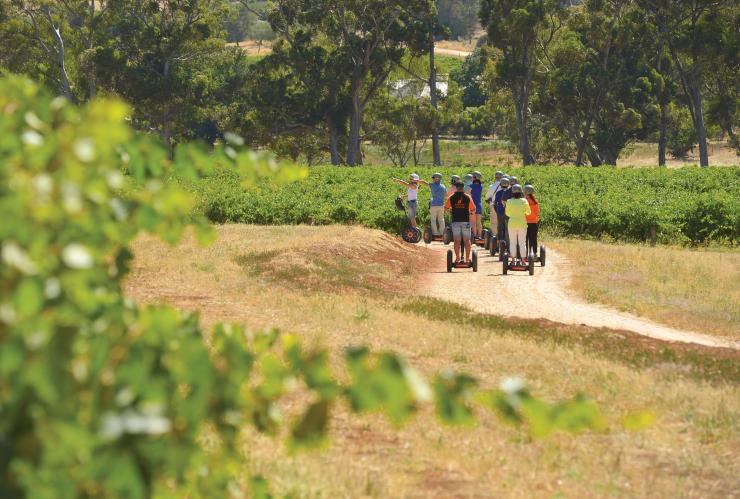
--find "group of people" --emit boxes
[393,171,540,265]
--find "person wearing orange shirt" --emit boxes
[444,181,477,264]
[524,184,541,258]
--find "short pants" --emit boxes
[407,200,418,219]
[451,222,471,241]
[475,203,483,215]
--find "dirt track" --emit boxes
[422,244,739,350]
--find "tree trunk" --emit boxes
[429,27,441,166]
[347,84,364,166]
[689,80,709,167]
[658,102,667,166]
[513,93,534,166]
[327,117,341,165]
[44,9,76,103]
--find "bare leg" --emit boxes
[464,238,472,261]
[454,238,461,261]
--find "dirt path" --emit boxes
[421,244,739,350]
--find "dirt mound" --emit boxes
[234,228,429,294]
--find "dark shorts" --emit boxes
[474,203,483,215]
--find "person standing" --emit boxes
[524,184,540,257]
[485,171,504,234]
[392,174,421,227]
[493,177,511,250]
[505,184,532,259]
[444,182,477,264]
[470,172,484,239]
[426,173,447,236]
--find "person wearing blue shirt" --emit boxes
[494,177,512,250]
[422,173,447,236]
[470,172,484,239]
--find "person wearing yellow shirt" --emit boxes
[504,184,532,259]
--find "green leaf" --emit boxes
[288,400,331,452]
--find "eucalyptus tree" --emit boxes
[479,0,566,165]
[96,0,231,152]
[0,0,110,102]
[244,0,435,165]
[637,0,733,167]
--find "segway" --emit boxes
[423,225,453,245]
[473,229,489,248]
[446,249,479,273]
[395,197,422,244]
[502,242,535,276]
[488,233,499,257]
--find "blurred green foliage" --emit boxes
[1,76,609,498]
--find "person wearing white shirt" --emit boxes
[485,171,505,234]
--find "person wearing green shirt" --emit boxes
[504,184,532,259]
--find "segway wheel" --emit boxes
[443,227,452,245]
[483,230,490,250]
[502,253,508,275]
[402,225,422,244]
[472,251,478,272]
[540,245,546,267]
[528,251,535,275]
[498,240,506,262]
[411,227,422,244]
[490,236,497,257]
[446,249,453,273]
[423,226,433,245]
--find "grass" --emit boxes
[125,225,740,498]
[550,239,740,340]
[363,139,739,168]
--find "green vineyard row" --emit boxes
[194,166,740,245]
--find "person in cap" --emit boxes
[524,184,540,257]
[505,184,531,259]
[470,171,484,239]
[493,177,512,250]
[485,171,505,236]
[444,181,477,264]
[392,173,422,228]
[425,173,447,236]
[463,174,474,195]
[448,175,461,200]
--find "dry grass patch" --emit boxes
[125,225,740,497]
[618,141,739,167]
[551,239,740,340]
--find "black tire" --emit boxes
[498,240,506,262]
[472,251,478,272]
[502,253,508,275]
[403,226,422,244]
[443,227,452,245]
[540,245,546,267]
[411,227,422,244]
[490,236,497,257]
[528,251,535,275]
[483,230,490,250]
[423,226,433,245]
[446,249,453,273]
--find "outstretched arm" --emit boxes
[392,178,410,187]
[418,179,430,187]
